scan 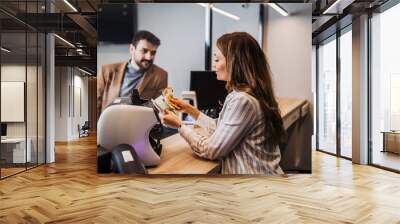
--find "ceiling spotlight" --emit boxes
[267,3,289,16]
[1,47,11,53]
[54,34,75,48]
[212,6,240,20]
[196,3,240,21]
[323,0,344,14]
[63,0,78,12]
[78,67,93,76]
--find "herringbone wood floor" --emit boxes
[1,135,400,224]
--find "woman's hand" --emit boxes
[169,98,200,120]
[162,110,182,129]
[168,97,192,113]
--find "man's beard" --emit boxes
[135,58,153,71]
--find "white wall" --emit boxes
[55,67,66,141]
[55,67,89,141]
[97,44,130,73]
[212,3,260,42]
[137,3,205,97]
[1,64,26,137]
[1,65,39,137]
[212,3,261,68]
[263,3,312,171]
[1,65,27,140]
[264,3,312,104]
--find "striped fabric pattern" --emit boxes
[178,90,283,175]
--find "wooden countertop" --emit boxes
[148,98,308,174]
[277,98,307,119]
[148,130,218,174]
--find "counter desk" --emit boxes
[148,98,308,174]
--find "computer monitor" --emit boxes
[1,123,7,137]
[190,71,228,110]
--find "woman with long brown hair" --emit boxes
[163,32,286,174]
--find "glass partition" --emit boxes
[317,36,337,155]
[0,24,28,178]
[339,27,352,158]
[0,1,46,179]
[370,2,400,171]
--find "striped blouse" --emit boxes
[178,90,284,175]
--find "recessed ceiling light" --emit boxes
[267,3,289,17]
[196,3,240,21]
[54,34,75,48]
[63,0,78,12]
[78,67,93,76]
[1,47,11,53]
[323,0,343,14]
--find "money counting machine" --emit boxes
[97,90,165,174]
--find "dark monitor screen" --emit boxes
[1,123,6,137]
[98,4,137,44]
[190,71,228,109]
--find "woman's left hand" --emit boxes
[162,110,182,128]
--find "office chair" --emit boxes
[79,121,90,138]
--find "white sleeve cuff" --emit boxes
[178,124,195,143]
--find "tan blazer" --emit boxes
[97,61,167,117]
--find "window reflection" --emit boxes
[371,3,400,171]
[340,29,352,158]
[0,1,46,179]
[318,37,337,154]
